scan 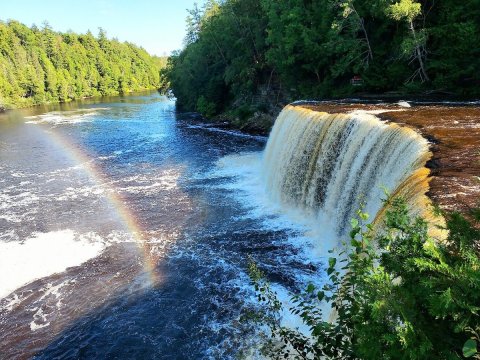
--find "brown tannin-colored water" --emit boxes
[297,102,480,212]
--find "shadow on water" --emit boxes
[34,260,227,359]
[33,258,241,359]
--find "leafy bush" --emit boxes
[248,198,480,359]
[196,95,217,118]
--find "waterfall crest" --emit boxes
[263,105,435,237]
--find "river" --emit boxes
[0,92,323,359]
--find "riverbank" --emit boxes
[0,88,162,113]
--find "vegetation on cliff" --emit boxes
[163,0,480,121]
[248,198,480,359]
[0,20,164,109]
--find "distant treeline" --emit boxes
[0,20,165,109]
[163,0,480,119]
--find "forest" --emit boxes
[164,0,480,123]
[0,20,164,109]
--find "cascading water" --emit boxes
[263,105,434,241]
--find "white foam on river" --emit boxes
[0,230,105,299]
[25,108,110,126]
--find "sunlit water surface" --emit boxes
[0,92,324,359]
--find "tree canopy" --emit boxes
[163,0,480,119]
[0,20,164,109]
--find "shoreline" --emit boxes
[197,96,480,136]
[0,88,162,113]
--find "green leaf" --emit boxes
[312,324,323,336]
[351,239,361,247]
[360,212,369,221]
[327,257,337,276]
[350,228,361,239]
[306,283,315,293]
[463,339,477,358]
[350,218,359,229]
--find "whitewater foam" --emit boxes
[28,279,77,331]
[186,123,267,141]
[25,108,109,126]
[263,106,433,241]
[0,230,105,299]
[210,152,334,256]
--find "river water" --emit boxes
[0,92,323,359]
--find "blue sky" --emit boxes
[1,0,206,56]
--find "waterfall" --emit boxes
[263,105,435,239]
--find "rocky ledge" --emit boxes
[294,101,480,213]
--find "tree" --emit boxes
[166,0,480,122]
[388,0,430,83]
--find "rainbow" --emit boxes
[44,127,162,288]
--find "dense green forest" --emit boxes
[164,0,480,123]
[0,20,164,109]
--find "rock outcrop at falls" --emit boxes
[263,105,435,236]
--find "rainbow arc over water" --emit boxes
[45,127,162,287]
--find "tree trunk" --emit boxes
[410,20,430,82]
[351,4,373,62]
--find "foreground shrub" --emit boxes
[248,198,480,359]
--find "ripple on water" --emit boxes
[0,94,326,359]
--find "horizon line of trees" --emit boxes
[163,0,480,119]
[0,20,166,109]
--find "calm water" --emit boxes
[0,92,323,359]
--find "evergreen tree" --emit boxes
[0,20,164,109]
[164,0,480,119]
